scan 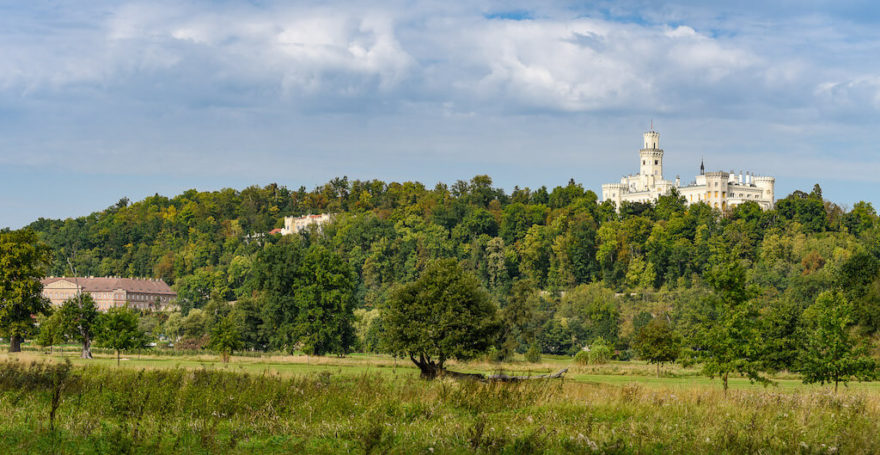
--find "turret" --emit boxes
[639,130,664,183]
[753,176,775,208]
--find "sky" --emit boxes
[2,0,880,228]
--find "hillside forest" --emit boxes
[16,176,880,375]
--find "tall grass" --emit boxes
[0,359,877,453]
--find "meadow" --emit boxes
[1,349,879,454]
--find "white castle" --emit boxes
[601,130,775,211]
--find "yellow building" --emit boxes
[41,276,176,311]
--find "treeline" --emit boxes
[20,176,880,370]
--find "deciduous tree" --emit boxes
[382,259,500,379]
[97,305,146,365]
[59,293,100,359]
[634,317,681,377]
[0,229,52,352]
[798,291,878,392]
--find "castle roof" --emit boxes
[41,277,176,295]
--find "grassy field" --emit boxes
[4,348,879,392]
[1,350,879,453]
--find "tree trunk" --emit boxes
[80,335,93,359]
[8,334,22,353]
[656,363,660,378]
[411,354,442,380]
[117,350,121,366]
[722,372,729,395]
[834,380,839,394]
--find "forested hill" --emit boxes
[26,176,880,346]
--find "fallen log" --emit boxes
[438,368,569,382]
[487,368,568,382]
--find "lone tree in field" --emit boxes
[798,291,878,392]
[97,305,145,366]
[699,258,769,393]
[208,313,243,363]
[36,311,68,355]
[59,293,100,359]
[382,259,501,379]
[634,317,681,377]
[0,229,52,352]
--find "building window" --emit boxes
[654,160,658,165]
[722,192,726,198]
[715,191,718,197]
[642,160,645,165]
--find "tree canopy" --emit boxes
[0,229,52,352]
[382,258,500,379]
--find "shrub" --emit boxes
[524,345,542,363]
[573,350,590,365]
[589,339,613,364]
[175,335,209,350]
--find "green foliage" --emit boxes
[698,259,770,391]
[634,318,681,375]
[207,312,244,363]
[58,293,100,359]
[0,229,52,351]
[573,350,590,365]
[382,259,500,378]
[35,311,67,350]
[14,176,880,378]
[524,344,542,363]
[586,338,613,365]
[252,240,357,356]
[96,306,146,365]
[798,291,878,391]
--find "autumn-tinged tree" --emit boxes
[0,229,52,352]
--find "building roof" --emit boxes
[41,277,176,296]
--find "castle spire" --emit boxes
[700,157,704,175]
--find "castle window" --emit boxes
[654,160,658,165]
[642,160,645,165]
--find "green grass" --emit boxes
[8,349,880,392]
[1,355,879,454]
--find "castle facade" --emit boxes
[601,130,775,211]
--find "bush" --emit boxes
[573,350,590,365]
[524,345,542,363]
[588,339,613,365]
[175,335,209,350]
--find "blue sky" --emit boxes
[2,0,880,228]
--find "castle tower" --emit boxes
[753,176,775,209]
[639,130,664,187]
